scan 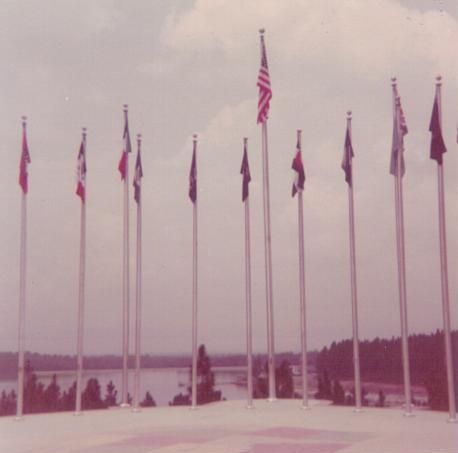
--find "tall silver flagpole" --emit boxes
[391,78,413,416]
[243,138,254,409]
[296,130,309,409]
[121,105,131,407]
[346,113,362,411]
[434,76,457,423]
[16,116,28,419]
[191,134,198,409]
[259,29,276,401]
[133,134,142,412]
[75,128,87,415]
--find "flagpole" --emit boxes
[434,76,457,423]
[191,134,198,409]
[133,134,142,412]
[391,78,413,416]
[296,130,309,409]
[121,104,130,408]
[259,29,276,401]
[243,138,254,409]
[75,128,87,415]
[16,116,28,419]
[345,113,362,411]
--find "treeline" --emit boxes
[316,330,457,385]
[0,361,156,416]
[0,351,316,379]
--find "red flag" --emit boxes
[189,141,197,203]
[292,138,305,197]
[240,142,251,202]
[118,112,131,180]
[76,138,87,202]
[342,126,354,186]
[429,92,447,164]
[257,33,272,124]
[19,121,31,194]
[133,144,143,204]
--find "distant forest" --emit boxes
[0,351,312,380]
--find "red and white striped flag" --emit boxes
[76,138,87,202]
[257,33,272,124]
[19,121,31,194]
[118,113,132,180]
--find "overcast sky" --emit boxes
[0,0,456,356]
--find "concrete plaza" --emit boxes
[1,399,457,453]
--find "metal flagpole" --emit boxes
[296,130,309,409]
[75,128,87,415]
[191,134,198,409]
[16,116,28,419]
[346,113,362,411]
[391,78,413,416]
[434,76,457,423]
[121,105,131,407]
[259,29,276,401]
[243,138,254,409]
[133,134,142,412]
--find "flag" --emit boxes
[292,138,305,196]
[118,113,132,180]
[390,90,408,177]
[133,146,143,204]
[240,144,251,202]
[19,123,31,194]
[342,126,354,186]
[76,139,87,202]
[189,144,197,203]
[257,33,272,124]
[429,92,447,164]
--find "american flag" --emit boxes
[133,140,143,204]
[189,140,197,203]
[240,140,251,202]
[291,137,305,196]
[342,126,354,186]
[257,32,272,124]
[76,138,87,202]
[19,120,31,194]
[118,110,132,180]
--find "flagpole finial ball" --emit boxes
[259,28,265,34]
[193,134,198,140]
[137,133,141,139]
[21,116,27,122]
[347,111,352,118]
[436,75,442,84]
[123,104,128,112]
[391,76,397,85]
[243,137,248,144]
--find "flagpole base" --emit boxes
[301,404,311,411]
[353,408,363,413]
[189,405,198,411]
[267,398,277,403]
[14,416,24,421]
[403,411,415,418]
[246,404,255,410]
[131,407,141,413]
[73,411,83,416]
[119,403,131,409]
[446,417,458,424]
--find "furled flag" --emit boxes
[257,32,272,124]
[390,91,408,177]
[19,121,31,194]
[291,138,305,196]
[429,92,447,164]
[133,143,143,204]
[76,138,87,202]
[189,142,197,203]
[342,126,354,186]
[240,142,251,202]
[118,112,132,180]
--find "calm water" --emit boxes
[0,366,248,406]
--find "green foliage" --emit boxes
[140,391,156,407]
[254,360,295,399]
[104,380,117,407]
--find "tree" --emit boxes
[140,391,156,407]
[82,378,105,410]
[43,374,60,412]
[276,360,294,398]
[332,380,345,405]
[104,380,117,407]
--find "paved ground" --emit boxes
[1,399,457,453]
